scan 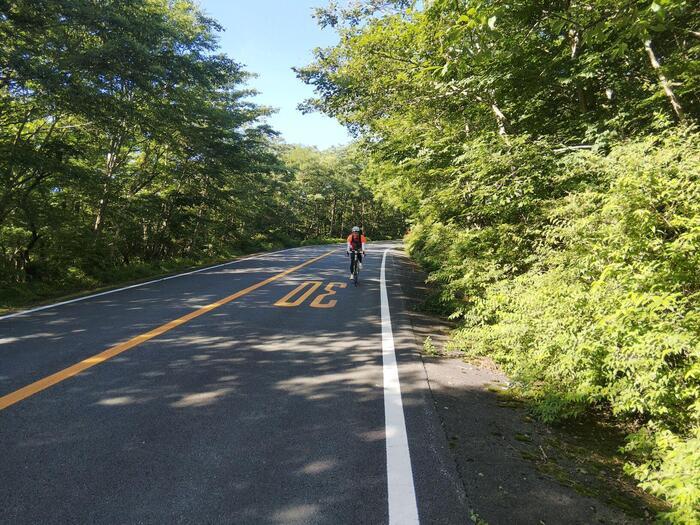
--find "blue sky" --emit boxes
[198,0,352,149]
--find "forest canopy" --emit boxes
[0,0,404,307]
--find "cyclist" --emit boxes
[346,226,366,279]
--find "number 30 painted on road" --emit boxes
[274,281,347,308]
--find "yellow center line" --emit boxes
[0,249,336,411]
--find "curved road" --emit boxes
[0,243,468,524]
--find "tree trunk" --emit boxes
[187,206,205,255]
[0,191,14,226]
[473,93,510,137]
[93,177,111,233]
[644,39,685,122]
[569,30,589,114]
[16,224,40,281]
[490,103,509,136]
[329,198,336,237]
[93,136,124,233]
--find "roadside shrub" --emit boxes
[410,129,700,522]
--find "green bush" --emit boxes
[408,129,700,522]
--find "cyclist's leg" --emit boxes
[350,252,356,273]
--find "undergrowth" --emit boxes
[407,130,700,523]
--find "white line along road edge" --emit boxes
[0,246,308,322]
[381,248,420,525]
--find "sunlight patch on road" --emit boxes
[170,387,233,408]
[272,503,319,524]
[300,459,337,475]
[0,333,56,345]
[97,396,136,406]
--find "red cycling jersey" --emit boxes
[347,233,366,252]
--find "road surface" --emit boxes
[0,243,468,524]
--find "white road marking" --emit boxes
[381,248,420,525]
[0,246,313,322]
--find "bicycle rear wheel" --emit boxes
[351,252,359,286]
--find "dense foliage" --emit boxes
[280,144,406,241]
[0,0,404,306]
[300,0,700,520]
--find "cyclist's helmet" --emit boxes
[352,226,360,233]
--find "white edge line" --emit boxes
[381,248,420,525]
[0,245,322,322]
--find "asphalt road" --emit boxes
[0,243,468,524]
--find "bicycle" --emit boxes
[348,249,365,287]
